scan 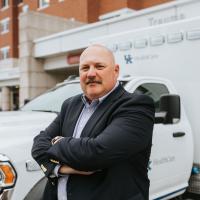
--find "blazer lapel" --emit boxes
[80,84,125,137]
[64,96,84,137]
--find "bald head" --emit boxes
[79,44,119,100]
[80,44,116,68]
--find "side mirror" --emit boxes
[155,94,180,124]
[24,99,30,105]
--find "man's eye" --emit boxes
[81,66,89,71]
[96,65,105,69]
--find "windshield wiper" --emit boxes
[31,110,59,114]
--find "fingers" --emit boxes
[51,136,64,145]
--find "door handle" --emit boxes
[173,132,185,137]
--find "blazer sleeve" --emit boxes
[31,100,68,177]
[46,94,155,171]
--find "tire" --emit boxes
[24,177,47,200]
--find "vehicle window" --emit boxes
[21,83,82,113]
[134,83,169,112]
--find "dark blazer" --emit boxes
[32,84,155,200]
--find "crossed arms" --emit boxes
[31,95,155,178]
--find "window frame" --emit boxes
[0,46,10,60]
[38,0,49,9]
[134,82,170,112]
[0,18,9,34]
[1,0,9,9]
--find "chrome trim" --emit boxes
[0,188,14,200]
[0,154,9,162]
[26,160,41,172]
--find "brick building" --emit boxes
[0,0,173,110]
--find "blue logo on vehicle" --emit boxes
[124,54,133,64]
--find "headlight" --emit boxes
[0,154,17,192]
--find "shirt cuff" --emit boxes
[54,165,69,177]
[53,165,61,177]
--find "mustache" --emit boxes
[86,80,102,85]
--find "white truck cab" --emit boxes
[125,77,193,199]
[0,76,193,200]
[91,14,200,198]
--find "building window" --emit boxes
[39,0,49,8]
[1,0,9,8]
[0,46,9,60]
[0,18,9,34]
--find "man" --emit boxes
[32,44,155,200]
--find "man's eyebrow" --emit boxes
[80,64,89,67]
[80,62,106,66]
[95,62,106,65]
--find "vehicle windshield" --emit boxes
[21,82,82,113]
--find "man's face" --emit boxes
[79,45,119,101]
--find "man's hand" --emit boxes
[51,137,93,175]
[51,137,94,176]
[59,165,94,175]
[51,136,64,145]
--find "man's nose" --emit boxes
[87,67,96,77]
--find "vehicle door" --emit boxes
[125,80,191,199]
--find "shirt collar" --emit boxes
[82,81,119,105]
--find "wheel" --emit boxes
[24,177,47,200]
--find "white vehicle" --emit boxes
[0,76,192,200]
[91,14,200,198]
